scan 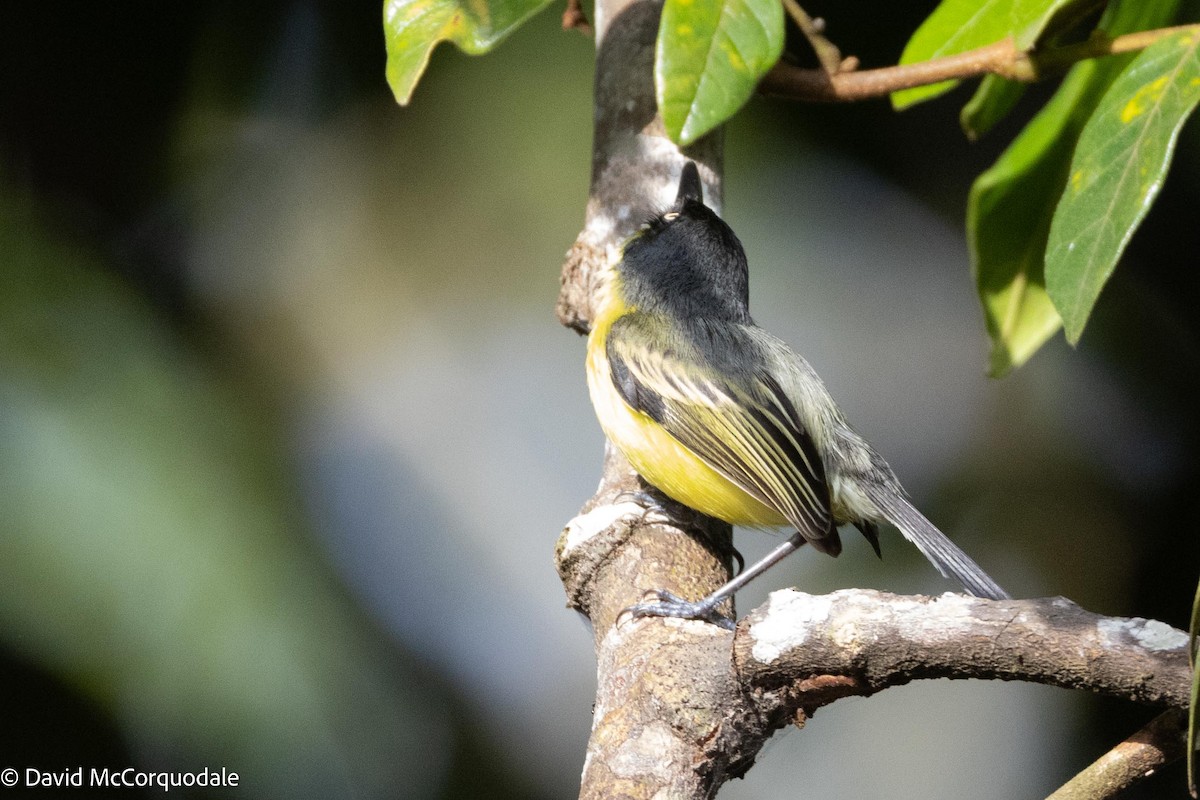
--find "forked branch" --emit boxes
[557,1,1197,797]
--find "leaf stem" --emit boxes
[760,24,1200,103]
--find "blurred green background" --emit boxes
[2,1,1199,798]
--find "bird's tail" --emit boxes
[862,483,1010,601]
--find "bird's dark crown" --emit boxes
[619,162,750,323]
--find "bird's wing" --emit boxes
[606,313,834,545]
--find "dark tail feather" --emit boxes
[854,521,883,559]
[862,484,1010,601]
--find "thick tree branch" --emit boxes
[559,501,1193,798]
[760,24,1200,103]
[733,590,1191,711]
[556,0,737,794]
[555,0,722,336]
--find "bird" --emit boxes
[584,161,1010,628]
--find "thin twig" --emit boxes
[1046,710,1188,800]
[562,0,593,36]
[761,24,1200,103]
[1034,24,1200,76]
[781,0,842,75]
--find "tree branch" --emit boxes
[556,1,1196,797]
[562,0,593,37]
[780,0,843,76]
[555,0,723,336]
[1045,710,1188,800]
[733,590,1191,711]
[556,0,736,793]
[557,502,1194,798]
[759,24,1200,103]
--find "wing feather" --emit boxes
[607,313,833,544]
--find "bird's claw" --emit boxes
[624,590,735,630]
[614,489,675,526]
[730,545,745,577]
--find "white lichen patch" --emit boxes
[1134,619,1188,651]
[821,590,889,649]
[585,212,616,242]
[927,592,988,626]
[1097,617,1188,651]
[824,591,977,649]
[750,590,834,664]
[610,721,682,780]
[924,594,1007,643]
[561,501,646,552]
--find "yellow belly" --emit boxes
[586,311,787,528]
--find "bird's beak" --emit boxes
[675,162,704,207]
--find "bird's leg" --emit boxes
[625,531,807,630]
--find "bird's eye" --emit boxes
[662,212,679,221]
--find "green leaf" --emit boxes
[893,0,1090,110]
[656,0,783,145]
[1191,578,1200,671]
[1190,576,1200,796]
[1191,664,1200,797]
[961,75,1027,140]
[1046,30,1200,343]
[967,0,1180,376]
[384,0,555,104]
[970,63,1110,376]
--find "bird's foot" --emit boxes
[730,545,745,577]
[624,590,735,631]
[614,491,700,527]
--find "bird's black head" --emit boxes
[619,162,750,323]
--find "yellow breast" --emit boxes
[585,284,787,528]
